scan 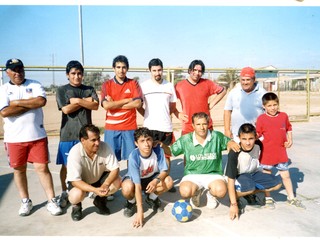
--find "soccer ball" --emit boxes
[171,199,193,222]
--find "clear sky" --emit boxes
[1,2,320,86]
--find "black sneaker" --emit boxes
[71,203,82,221]
[168,187,177,193]
[145,196,163,212]
[237,199,245,215]
[243,194,262,207]
[123,200,137,218]
[93,196,110,215]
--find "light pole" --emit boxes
[79,5,84,66]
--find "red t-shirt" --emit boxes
[101,78,142,130]
[256,112,292,165]
[175,78,224,134]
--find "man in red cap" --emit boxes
[223,66,266,208]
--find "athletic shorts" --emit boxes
[235,171,282,192]
[260,162,289,171]
[122,173,158,192]
[56,140,80,165]
[6,137,49,168]
[181,173,225,189]
[150,130,174,146]
[104,130,135,161]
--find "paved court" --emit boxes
[0,117,320,237]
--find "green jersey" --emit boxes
[170,130,230,175]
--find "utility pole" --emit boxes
[52,53,55,86]
[79,5,84,66]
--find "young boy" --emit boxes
[225,123,282,220]
[121,127,173,228]
[256,92,306,209]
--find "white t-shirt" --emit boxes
[140,79,177,132]
[0,79,47,143]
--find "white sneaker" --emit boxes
[206,191,219,209]
[58,192,68,208]
[191,187,204,207]
[19,199,33,216]
[47,198,63,216]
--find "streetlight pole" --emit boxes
[78,5,84,66]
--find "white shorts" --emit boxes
[180,174,226,189]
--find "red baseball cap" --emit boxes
[240,67,255,78]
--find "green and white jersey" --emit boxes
[170,130,230,176]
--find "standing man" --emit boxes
[223,66,267,205]
[55,60,99,208]
[137,58,185,192]
[0,58,62,216]
[224,66,266,142]
[67,124,121,221]
[175,59,226,135]
[162,112,239,210]
[101,55,142,165]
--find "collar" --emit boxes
[113,76,128,84]
[193,130,211,147]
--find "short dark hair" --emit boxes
[238,123,256,137]
[134,127,153,142]
[112,55,129,69]
[79,124,100,141]
[192,112,209,124]
[188,60,205,74]
[148,58,163,70]
[66,60,84,74]
[262,92,279,105]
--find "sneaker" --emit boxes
[237,199,245,215]
[123,200,137,217]
[107,194,114,201]
[206,192,219,209]
[71,203,82,221]
[243,194,262,207]
[47,198,63,216]
[168,187,177,193]
[58,192,69,208]
[287,198,306,209]
[19,199,33,216]
[93,196,110,215]
[145,195,163,212]
[191,187,204,207]
[265,197,276,209]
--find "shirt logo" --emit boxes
[124,89,131,94]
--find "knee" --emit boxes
[68,188,85,204]
[164,176,173,190]
[208,181,227,198]
[121,181,135,199]
[179,184,192,199]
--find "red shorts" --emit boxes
[6,138,49,168]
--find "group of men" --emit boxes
[0,56,304,228]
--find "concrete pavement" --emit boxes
[0,117,320,237]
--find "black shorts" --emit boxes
[67,171,109,191]
[150,130,173,146]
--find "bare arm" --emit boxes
[170,102,188,123]
[224,109,233,138]
[0,96,46,118]
[133,184,144,228]
[285,131,293,148]
[227,178,239,220]
[209,88,227,110]
[62,97,99,114]
[101,96,141,111]
[137,106,145,117]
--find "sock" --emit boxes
[128,198,136,204]
[149,193,158,200]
